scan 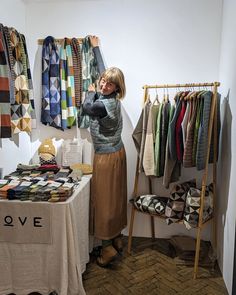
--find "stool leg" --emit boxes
[150,216,155,240]
[127,206,136,254]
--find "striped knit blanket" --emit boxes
[59,38,77,129]
[0,24,11,138]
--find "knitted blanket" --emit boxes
[41,36,61,129]
[79,36,100,129]
[0,24,11,138]
[59,38,77,129]
[20,34,36,129]
[8,27,31,133]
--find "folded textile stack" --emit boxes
[0,180,8,189]
[48,183,75,202]
[17,163,41,171]
[7,181,33,200]
[54,167,72,183]
[37,164,60,173]
[32,181,63,201]
[0,180,19,199]
[24,181,49,201]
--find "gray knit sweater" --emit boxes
[89,93,123,153]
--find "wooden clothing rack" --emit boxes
[37,38,83,45]
[128,81,220,279]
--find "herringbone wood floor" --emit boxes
[83,237,228,295]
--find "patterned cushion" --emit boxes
[183,183,213,229]
[165,179,196,225]
[203,183,213,222]
[134,194,168,215]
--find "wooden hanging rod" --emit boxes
[143,82,220,89]
[37,38,83,45]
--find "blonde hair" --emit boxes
[99,67,126,99]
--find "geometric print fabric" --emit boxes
[165,186,187,225]
[9,28,32,134]
[183,187,201,229]
[134,194,168,215]
[41,36,61,129]
[165,179,196,225]
[41,35,101,130]
[183,184,213,229]
[132,180,213,230]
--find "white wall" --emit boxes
[25,0,222,126]
[0,0,34,176]
[25,0,223,240]
[2,0,232,289]
[1,0,223,247]
[217,0,236,293]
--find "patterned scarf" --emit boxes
[71,38,82,108]
[59,38,77,129]
[0,24,11,138]
[41,36,61,129]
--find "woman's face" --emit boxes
[99,78,117,95]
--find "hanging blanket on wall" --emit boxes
[41,36,61,129]
[3,26,16,104]
[78,36,100,129]
[0,24,11,138]
[59,38,77,129]
[8,28,31,134]
[81,36,99,101]
[20,34,36,129]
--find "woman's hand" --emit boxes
[88,84,96,92]
[89,35,99,48]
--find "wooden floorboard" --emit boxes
[83,237,228,295]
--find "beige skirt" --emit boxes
[90,146,127,240]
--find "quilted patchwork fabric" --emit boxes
[165,179,196,225]
[134,194,168,215]
[183,184,213,229]
[165,186,187,225]
[183,188,201,229]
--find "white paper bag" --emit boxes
[61,139,83,166]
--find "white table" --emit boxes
[0,176,91,295]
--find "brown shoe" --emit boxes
[112,235,123,253]
[96,245,118,267]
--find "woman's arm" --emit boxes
[93,47,105,75]
[82,85,107,117]
[89,36,106,75]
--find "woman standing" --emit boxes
[82,36,127,267]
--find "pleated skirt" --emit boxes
[90,146,127,240]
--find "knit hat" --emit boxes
[38,138,56,156]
